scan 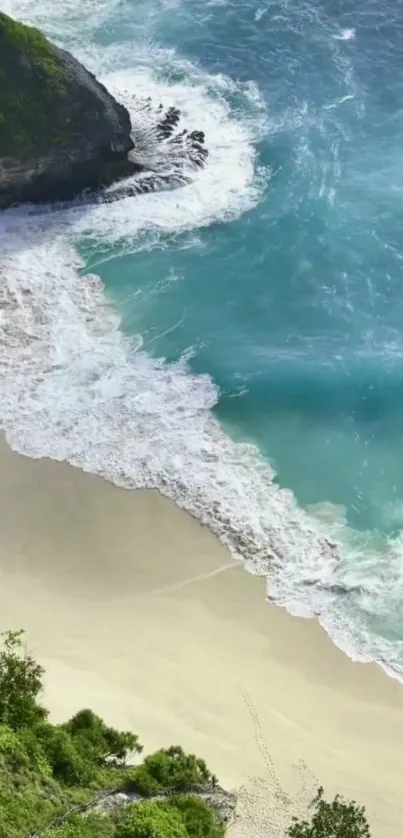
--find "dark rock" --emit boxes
[156,106,181,140]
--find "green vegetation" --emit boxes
[167,795,226,838]
[0,13,64,86]
[0,12,66,156]
[0,629,47,730]
[115,802,188,838]
[0,630,225,838]
[288,787,371,838]
[129,746,217,797]
[46,814,116,838]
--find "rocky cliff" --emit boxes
[0,13,207,209]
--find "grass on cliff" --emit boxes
[0,12,66,156]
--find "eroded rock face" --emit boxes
[90,783,237,825]
[0,13,208,209]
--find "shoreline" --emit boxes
[1,437,403,835]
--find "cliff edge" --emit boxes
[0,12,139,208]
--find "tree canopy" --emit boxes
[129,746,217,797]
[288,788,371,838]
[0,629,47,730]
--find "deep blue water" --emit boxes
[98,0,403,535]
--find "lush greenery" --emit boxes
[129,746,217,798]
[0,12,66,155]
[0,630,372,837]
[0,630,225,838]
[0,629,46,731]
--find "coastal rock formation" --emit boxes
[88,783,237,825]
[0,12,208,209]
[38,783,237,834]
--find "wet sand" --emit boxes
[1,438,403,836]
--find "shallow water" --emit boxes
[2,0,403,676]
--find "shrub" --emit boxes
[130,746,216,796]
[0,782,60,838]
[128,764,161,797]
[47,813,115,838]
[169,794,225,838]
[0,725,30,772]
[37,725,96,786]
[18,726,52,777]
[115,801,187,838]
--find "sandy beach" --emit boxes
[1,438,403,837]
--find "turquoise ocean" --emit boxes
[2,0,403,676]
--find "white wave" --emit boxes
[334,28,356,42]
[255,7,267,22]
[81,66,266,237]
[270,500,403,681]
[0,223,343,585]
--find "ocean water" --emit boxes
[2,0,403,675]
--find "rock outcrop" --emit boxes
[0,13,208,209]
[91,783,238,825]
[31,783,237,835]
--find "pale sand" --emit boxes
[1,439,403,836]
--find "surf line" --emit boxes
[140,562,238,598]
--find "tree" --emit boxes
[130,746,217,797]
[115,801,187,838]
[63,708,142,765]
[37,724,96,786]
[0,630,47,730]
[288,788,371,838]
